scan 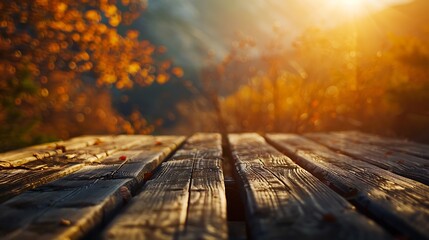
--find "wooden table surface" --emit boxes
[0,132,428,240]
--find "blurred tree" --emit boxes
[0,0,181,151]
[387,35,429,141]
[199,35,256,138]
[215,23,429,142]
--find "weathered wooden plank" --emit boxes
[267,134,429,240]
[0,178,134,240]
[331,131,429,160]
[229,133,390,240]
[104,133,228,240]
[183,157,226,240]
[0,135,184,240]
[0,135,149,203]
[63,136,185,183]
[306,132,429,185]
[0,135,115,168]
[0,135,103,160]
[0,163,84,203]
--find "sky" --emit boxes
[300,0,412,19]
[137,0,412,70]
[124,0,416,128]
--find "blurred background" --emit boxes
[1,0,428,151]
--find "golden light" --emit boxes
[323,0,385,17]
[342,0,363,9]
[335,0,369,15]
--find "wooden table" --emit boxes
[0,132,428,240]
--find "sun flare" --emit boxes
[344,0,362,8]
[340,0,367,13]
[329,0,373,16]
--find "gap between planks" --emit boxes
[266,134,429,240]
[0,135,185,240]
[103,133,228,240]
[228,133,390,240]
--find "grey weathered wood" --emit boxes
[0,135,185,240]
[306,132,429,185]
[0,135,151,202]
[104,133,228,240]
[0,178,134,240]
[229,133,390,240]
[0,163,83,203]
[331,131,429,160]
[0,135,115,168]
[64,136,185,184]
[267,134,429,240]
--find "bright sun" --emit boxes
[340,0,367,12]
[343,0,362,8]
[331,0,372,15]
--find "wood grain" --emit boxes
[104,133,228,240]
[0,135,184,240]
[332,131,429,160]
[0,135,114,168]
[229,133,390,240]
[306,132,429,185]
[0,135,152,202]
[267,133,429,240]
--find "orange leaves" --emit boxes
[156,73,169,84]
[121,0,130,6]
[172,67,184,78]
[40,88,49,97]
[68,62,77,70]
[142,45,155,55]
[120,110,155,135]
[116,78,133,89]
[126,30,139,40]
[56,3,68,14]
[127,62,140,74]
[35,0,48,7]
[85,10,101,22]
[159,60,171,70]
[101,4,121,27]
[109,14,121,27]
[72,33,80,42]
[97,24,108,34]
[75,21,86,32]
[108,30,120,45]
[76,51,90,61]
[103,5,118,17]
[48,43,60,53]
[136,73,154,86]
[101,74,117,84]
[214,22,429,135]
[0,0,180,147]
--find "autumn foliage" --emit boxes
[2,0,428,150]
[186,16,429,142]
[0,0,181,151]
[219,27,429,140]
